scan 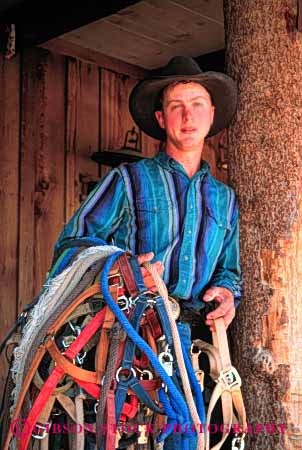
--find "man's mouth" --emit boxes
[181,128,196,133]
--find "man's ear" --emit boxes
[155,110,165,130]
[211,105,215,125]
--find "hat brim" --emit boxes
[129,72,237,139]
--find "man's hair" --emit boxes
[155,80,213,111]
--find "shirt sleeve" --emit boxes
[54,167,127,258]
[208,195,242,306]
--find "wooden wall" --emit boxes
[0,46,227,387]
[0,47,160,386]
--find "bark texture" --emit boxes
[224,1,302,449]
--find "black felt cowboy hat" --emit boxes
[129,56,237,139]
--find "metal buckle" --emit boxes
[62,335,76,349]
[190,343,201,357]
[117,295,130,312]
[66,322,87,365]
[108,273,124,288]
[116,367,136,382]
[76,351,87,365]
[32,422,51,439]
[137,368,154,380]
[232,433,245,450]
[158,349,173,377]
[217,367,242,390]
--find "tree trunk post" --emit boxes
[224,1,302,449]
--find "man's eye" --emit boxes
[171,104,181,110]
[193,102,204,107]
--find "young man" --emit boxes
[53,55,241,449]
[55,56,241,330]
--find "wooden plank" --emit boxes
[100,68,137,152]
[65,57,78,220]
[41,38,148,78]
[106,0,224,44]
[169,0,224,24]
[66,58,100,217]
[19,49,37,308]
[100,68,158,155]
[62,15,223,69]
[64,20,166,65]
[100,67,159,171]
[75,60,100,207]
[0,53,20,388]
[0,0,142,51]
[141,132,160,158]
[19,47,65,306]
[34,50,65,295]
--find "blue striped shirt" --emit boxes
[55,151,242,309]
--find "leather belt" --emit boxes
[178,306,202,326]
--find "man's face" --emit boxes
[155,82,215,151]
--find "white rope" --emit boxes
[143,262,204,450]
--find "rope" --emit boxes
[143,262,204,450]
[100,252,191,426]
[11,246,120,415]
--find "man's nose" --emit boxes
[182,106,193,121]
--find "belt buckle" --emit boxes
[108,273,124,288]
[217,367,242,390]
[32,421,51,439]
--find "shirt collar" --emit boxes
[154,150,210,177]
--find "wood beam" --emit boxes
[0,0,142,52]
[40,38,148,78]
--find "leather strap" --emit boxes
[105,390,116,450]
[117,253,144,298]
[75,391,85,450]
[191,317,247,450]
[14,292,107,450]
[144,308,163,340]
[128,256,146,293]
[19,366,65,450]
[47,284,101,336]
[95,285,119,383]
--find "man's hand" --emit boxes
[203,287,235,332]
[137,252,164,292]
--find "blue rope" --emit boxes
[100,251,191,425]
[158,387,178,420]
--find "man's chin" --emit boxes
[178,137,205,151]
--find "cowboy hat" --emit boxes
[129,56,237,139]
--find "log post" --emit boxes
[224,1,302,449]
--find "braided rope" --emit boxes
[100,252,191,426]
[11,245,121,415]
[143,262,204,450]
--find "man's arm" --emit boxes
[52,167,164,290]
[203,196,242,331]
[54,168,127,256]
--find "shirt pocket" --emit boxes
[135,197,171,213]
[205,205,229,232]
[202,205,230,262]
[134,198,174,252]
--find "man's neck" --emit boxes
[165,143,204,178]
